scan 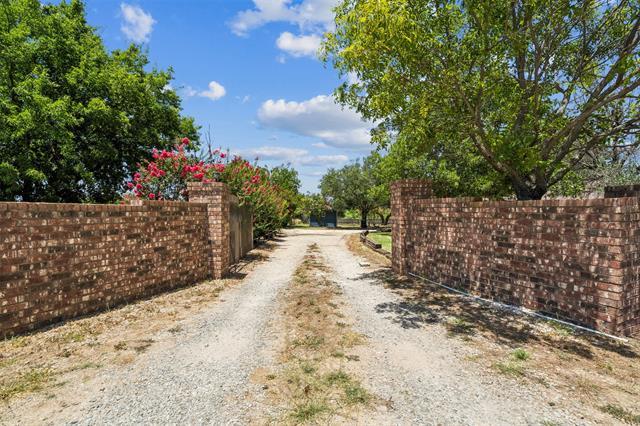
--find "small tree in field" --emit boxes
[320,156,384,228]
[324,0,640,199]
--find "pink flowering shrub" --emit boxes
[124,138,289,239]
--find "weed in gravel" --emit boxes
[0,358,17,369]
[293,335,325,350]
[446,317,476,338]
[132,339,154,353]
[299,362,316,375]
[71,362,102,371]
[494,361,525,377]
[167,325,183,334]
[599,404,640,424]
[0,369,54,401]
[9,337,28,348]
[291,401,328,422]
[114,342,127,351]
[512,348,530,361]
[324,370,351,386]
[330,351,345,358]
[344,383,370,405]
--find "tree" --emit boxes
[373,134,512,199]
[0,0,197,203]
[298,193,330,222]
[324,0,640,200]
[270,164,301,224]
[320,156,383,228]
[126,140,291,240]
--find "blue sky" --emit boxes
[80,0,374,193]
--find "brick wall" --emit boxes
[0,182,250,336]
[391,179,640,337]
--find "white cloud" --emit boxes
[230,0,338,36]
[312,142,329,148]
[238,146,348,166]
[199,81,226,101]
[178,85,197,97]
[120,4,155,43]
[276,32,321,58]
[257,95,373,148]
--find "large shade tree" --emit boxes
[324,0,640,199]
[0,0,197,202]
[320,156,386,228]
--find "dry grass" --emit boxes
[0,244,273,408]
[254,244,374,424]
[347,234,640,424]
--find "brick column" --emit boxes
[188,182,231,279]
[390,179,432,275]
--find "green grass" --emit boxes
[599,404,640,424]
[291,401,329,422]
[512,348,531,361]
[494,361,525,377]
[0,368,54,401]
[367,232,392,252]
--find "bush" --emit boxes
[124,138,290,239]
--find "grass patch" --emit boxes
[367,232,392,252]
[494,361,525,377]
[299,362,316,375]
[599,404,640,424]
[0,369,54,401]
[71,362,102,371]
[291,401,329,422]
[257,245,374,423]
[446,317,476,337]
[512,348,531,361]
[324,370,351,386]
[344,382,370,405]
[292,335,325,350]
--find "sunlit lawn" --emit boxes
[368,232,391,253]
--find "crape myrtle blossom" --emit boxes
[123,137,289,239]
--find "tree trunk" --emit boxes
[360,210,368,229]
[513,182,547,200]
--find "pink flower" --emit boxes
[220,152,226,158]
[127,182,134,189]
[149,193,156,200]
[181,137,190,145]
[136,183,143,190]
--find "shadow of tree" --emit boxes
[356,268,639,360]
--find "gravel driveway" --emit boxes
[4,228,622,425]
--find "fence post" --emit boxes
[187,182,231,279]
[390,179,432,276]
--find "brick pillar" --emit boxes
[604,184,640,198]
[390,179,432,275]
[187,182,231,279]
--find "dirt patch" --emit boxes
[0,244,274,411]
[252,243,382,424]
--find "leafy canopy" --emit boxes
[320,155,386,227]
[0,0,197,202]
[324,0,640,199]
